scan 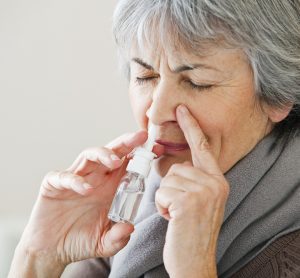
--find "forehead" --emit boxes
[129,41,248,74]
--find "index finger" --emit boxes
[66,131,148,173]
[105,130,164,159]
[176,104,222,176]
[105,130,148,158]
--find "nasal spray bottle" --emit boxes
[108,123,157,224]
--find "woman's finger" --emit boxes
[166,163,214,184]
[66,130,146,173]
[156,183,222,222]
[176,105,222,176]
[105,130,148,158]
[41,171,94,196]
[164,164,229,204]
[101,222,134,257]
[67,130,163,175]
[67,147,124,175]
[155,186,184,220]
[160,174,216,195]
[106,129,164,158]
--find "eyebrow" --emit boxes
[132,57,219,73]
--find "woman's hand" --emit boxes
[155,105,230,278]
[9,130,163,277]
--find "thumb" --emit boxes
[101,222,134,256]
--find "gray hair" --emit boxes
[112,0,300,142]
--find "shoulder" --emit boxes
[231,229,300,278]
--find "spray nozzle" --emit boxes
[142,122,157,152]
[126,122,157,177]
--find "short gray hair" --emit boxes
[112,0,300,142]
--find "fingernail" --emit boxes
[178,105,188,114]
[110,154,120,161]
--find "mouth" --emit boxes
[155,139,190,152]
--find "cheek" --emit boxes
[187,91,249,139]
[129,86,152,129]
[190,88,261,142]
[187,96,226,137]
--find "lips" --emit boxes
[155,139,190,151]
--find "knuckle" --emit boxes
[97,146,110,152]
[79,147,91,158]
[82,147,96,157]
[43,171,58,184]
[160,175,176,187]
[83,146,110,159]
[77,148,91,162]
[194,135,210,152]
[58,170,69,180]
[41,170,59,189]
[169,163,182,173]
[83,146,101,154]
[155,188,163,202]
[96,147,109,157]
[70,174,82,184]
[156,186,167,196]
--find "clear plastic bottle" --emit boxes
[108,123,157,224]
[108,172,145,224]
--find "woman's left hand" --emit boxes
[155,105,230,278]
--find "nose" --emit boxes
[146,81,183,125]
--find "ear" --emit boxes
[264,103,293,123]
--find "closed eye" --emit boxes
[135,77,213,92]
[135,76,157,85]
[185,80,213,91]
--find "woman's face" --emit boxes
[128,45,273,176]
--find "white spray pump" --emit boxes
[108,123,157,224]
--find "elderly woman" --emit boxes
[9,0,300,277]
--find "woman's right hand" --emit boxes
[9,130,163,277]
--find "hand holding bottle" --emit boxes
[108,123,158,224]
[9,130,163,278]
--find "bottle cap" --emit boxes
[126,123,157,177]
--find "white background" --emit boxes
[0,1,136,276]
